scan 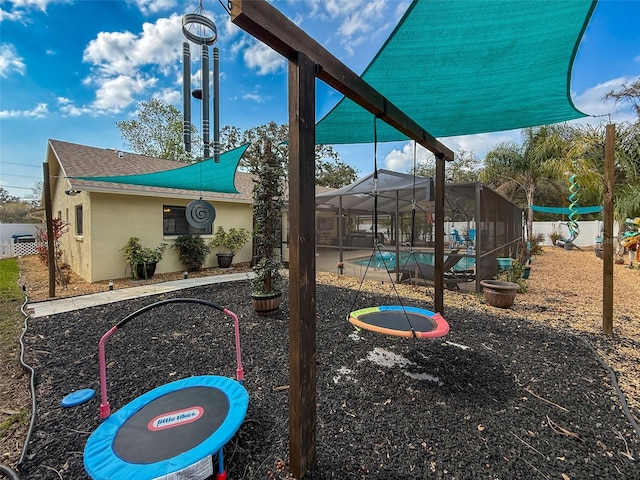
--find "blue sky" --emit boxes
[1,0,639,200]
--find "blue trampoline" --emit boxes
[83,298,248,480]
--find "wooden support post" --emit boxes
[434,153,445,314]
[603,124,614,335]
[42,162,56,298]
[229,2,453,476]
[287,51,317,477]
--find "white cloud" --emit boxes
[154,87,181,105]
[83,15,183,77]
[243,40,285,75]
[384,142,434,172]
[0,0,71,22]
[316,0,389,56]
[0,102,48,118]
[0,43,26,77]
[92,75,157,113]
[129,0,177,16]
[242,91,271,104]
[82,14,183,112]
[571,77,637,124]
[57,97,88,116]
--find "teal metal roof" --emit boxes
[74,144,249,194]
[316,0,597,145]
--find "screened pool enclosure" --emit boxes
[315,172,523,293]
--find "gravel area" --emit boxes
[9,247,640,479]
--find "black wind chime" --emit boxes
[182,1,219,229]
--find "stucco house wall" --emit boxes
[47,139,254,283]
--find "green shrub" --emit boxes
[496,260,528,293]
[173,234,210,271]
[209,227,251,254]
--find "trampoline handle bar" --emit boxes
[98,326,118,419]
[95,298,244,420]
[224,308,244,384]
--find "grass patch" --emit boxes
[0,258,24,345]
[0,258,22,300]
[0,258,30,452]
[0,407,29,437]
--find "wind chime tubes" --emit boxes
[182,10,220,162]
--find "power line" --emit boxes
[0,162,42,168]
[2,185,33,190]
[2,173,41,180]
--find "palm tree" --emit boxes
[479,126,567,239]
[566,122,640,244]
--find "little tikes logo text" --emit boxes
[148,406,204,431]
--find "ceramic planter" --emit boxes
[480,279,520,308]
[496,257,513,271]
[135,262,157,280]
[216,253,234,269]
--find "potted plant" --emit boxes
[250,140,285,316]
[209,226,251,268]
[173,234,210,271]
[548,227,562,246]
[120,237,167,279]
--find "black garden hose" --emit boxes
[18,292,37,468]
[0,277,36,480]
[579,335,640,440]
[0,464,20,480]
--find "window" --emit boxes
[163,205,212,235]
[75,205,83,236]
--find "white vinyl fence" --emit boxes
[446,220,615,249]
[531,220,617,247]
[0,223,44,259]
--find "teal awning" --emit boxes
[316,0,597,145]
[74,144,248,194]
[530,205,602,215]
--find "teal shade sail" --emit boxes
[530,205,602,215]
[315,0,597,145]
[73,144,249,194]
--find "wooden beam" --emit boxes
[42,162,56,298]
[602,124,614,335]
[229,2,451,477]
[230,0,454,161]
[287,51,318,477]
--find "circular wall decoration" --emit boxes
[186,200,216,228]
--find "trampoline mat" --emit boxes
[114,386,229,464]
[84,376,249,480]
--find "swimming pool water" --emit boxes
[352,252,474,271]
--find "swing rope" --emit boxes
[348,117,420,338]
[394,142,435,299]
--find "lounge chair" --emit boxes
[399,251,475,290]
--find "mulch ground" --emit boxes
[2,248,639,479]
[7,247,640,479]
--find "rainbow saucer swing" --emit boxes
[348,123,450,341]
[349,306,449,339]
[83,298,248,480]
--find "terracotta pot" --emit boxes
[480,280,520,308]
[251,291,282,316]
